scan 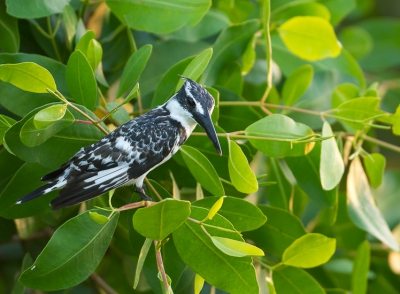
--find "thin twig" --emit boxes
[260,0,273,109]
[154,240,170,292]
[47,16,62,62]
[90,272,118,294]
[145,178,163,201]
[362,135,400,153]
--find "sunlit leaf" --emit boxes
[278,16,342,61]
[33,104,69,129]
[0,62,56,93]
[87,39,103,71]
[207,196,225,220]
[88,211,109,224]
[211,236,264,257]
[228,140,258,194]
[282,233,336,268]
[347,156,399,251]
[363,153,385,189]
[19,211,119,290]
[194,274,205,294]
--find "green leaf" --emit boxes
[19,210,119,290]
[211,236,264,257]
[106,0,211,34]
[320,122,344,190]
[278,16,342,61]
[20,107,74,147]
[321,0,356,25]
[66,50,98,111]
[347,156,399,251]
[87,39,103,71]
[180,145,224,196]
[4,103,106,169]
[134,238,152,289]
[271,2,331,22]
[6,0,70,19]
[245,114,315,158]
[121,83,139,105]
[334,97,386,130]
[364,153,386,189]
[352,240,370,294]
[202,19,260,85]
[173,206,259,294]
[11,253,33,294]
[194,274,205,294]
[243,205,306,256]
[194,196,267,231]
[207,196,225,220]
[282,233,336,268]
[75,30,95,55]
[105,102,130,125]
[0,62,56,93]
[0,162,56,218]
[62,5,78,45]
[133,199,191,240]
[147,179,173,200]
[33,104,70,129]
[176,48,213,91]
[331,83,359,109]
[242,36,256,75]
[0,2,19,53]
[0,115,16,145]
[117,44,152,98]
[273,266,325,294]
[228,141,258,194]
[88,211,109,224]
[282,64,314,106]
[152,56,194,108]
[339,26,373,60]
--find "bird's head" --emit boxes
[169,76,222,155]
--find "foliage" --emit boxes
[0,0,400,293]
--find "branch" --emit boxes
[154,240,170,292]
[90,272,118,294]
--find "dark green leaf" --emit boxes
[19,211,119,290]
[0,62,56,93]
[180,145,224,196]
[364,153,386,189]
[278,16,342,61]
[245,114,315,158]
[352,240,370,294]
[0,2,19,52]
[0,115,16,145]
[273,266,325,294]
[117,44,152,98]
[194,196,266,231]
[133,199,191,240]
[320,122,344,190]
[228,141,258,194]
[11,253,33,294]
[6,0,70,18]
[243,205,306,256]
[66,50,97,110]
[339,26,373,60]
[106,0,211,34]
[173,206,259,294]
[202,19,259,85]
[347,156,399,251]
[282,64,313,106]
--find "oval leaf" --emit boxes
[347,156,399,251]
[180,145,224,196]
[106,0,211,34]
[282,64,314,107]
[278,16,342,61]
[273,266,325,294]
[176,48,213,91]
[117,44,152,98]
[194,274,205,294]
[133,198,191,240]
[19,211,119,291]
[320,122,344,190]
[245,114,315,158]
[6,0,69,19]
[34,104,68,129]
[228,140,258,194]
[207,196,225,220]
[211,236,264,257]
[87,39,103,71]
[352,240,370,294]
[194,196,267,231]
[282,233,336,268]
[363,153,386,189]
[66,50,98,110]
[0,62,56,93]
[89,211,109,224]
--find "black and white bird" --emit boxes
[17,77,221,210]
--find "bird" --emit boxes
[16,77,222,210]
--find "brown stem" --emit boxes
[154,240,170,292]
[145,178,163,201]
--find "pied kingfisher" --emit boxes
[17,77,222,210]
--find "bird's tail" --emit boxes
[16,182,61,204]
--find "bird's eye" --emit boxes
[187,97,196,107]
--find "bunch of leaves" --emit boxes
[1,0,400,293]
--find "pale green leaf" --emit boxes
[88,211,109,224]
[207,196,225,220]
[87,39,103,71]
[0,115,16,145]
[134,238,152,289]
[211,236,264,257]
[33,104,68,129]
[63,5,78,44]
[194,274,205,294]
[364,153,386,189]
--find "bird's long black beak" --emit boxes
[193,112,222,155]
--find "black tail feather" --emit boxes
[41,163,69,182]
[16,183,55,204]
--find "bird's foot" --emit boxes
[136,186,152,201]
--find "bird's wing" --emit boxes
[50,116,185,210]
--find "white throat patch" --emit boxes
[166,98,197,136]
